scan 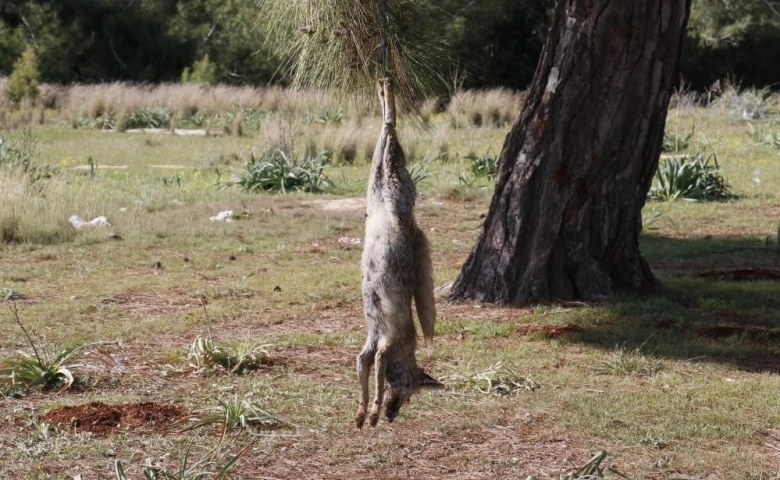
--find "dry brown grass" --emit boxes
[447,88,525,128]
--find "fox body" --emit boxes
[356,78,441,429]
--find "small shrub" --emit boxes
[178,110,207,129]
[408,153,439,186]
[0,127,37,173]
[649,152,735,201]
[467,151,500,180]
[94,110,118,130]
[125,108,172,129]
[747,122,780,149]
[185,393,284,432]
[527,451,609,480]
[115,442,251,480]
[0,301,90,391]
[712,83,773,119]
[181,54,219,86]
[662,128,693,152]
[188,335,271,374]
[6,45,40,104]
[0,343,89,390]
[1,287,23,300]
[305,108,345,125]
[226,149,334,193]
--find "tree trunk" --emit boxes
[451,0,692,304]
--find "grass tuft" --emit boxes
[650,152,736,201]
[185,393,285,433]
[595,347,662,377]
[188,335,272,374]
[445,362,537,396]
[224,149,335,194]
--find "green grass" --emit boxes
[0,92,779,478]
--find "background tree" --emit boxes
[450,1,692,304]
[7,44,39,104]
[435,0,551,89]
[169,0,280,85]
[683,0,780,88]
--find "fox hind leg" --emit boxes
[355,340,376,428]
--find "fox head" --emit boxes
[383,365,443,422]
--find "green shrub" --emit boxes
[226,149,334,193]
[181,54,219,86]
[649,152,735,201]
[467,151,500,180]
[188,335,272,374]
[0,127,37,173]
[125,108,173,129]
[747,122,780,149]
[6,45,40,104]
[662,128,693,152]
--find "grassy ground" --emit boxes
[1,86,779,479]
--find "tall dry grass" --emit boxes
[447,88,525,128]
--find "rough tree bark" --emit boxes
[451,0,692,304]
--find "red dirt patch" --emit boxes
[42,401,186,435]
[699,268,780,281]
[517,323,581,337]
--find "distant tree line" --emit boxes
[0,0,778,90]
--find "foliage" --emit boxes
[125,108,173,130]
[711,84,774,119]
[0,128,37,173]
[445,362,536,396]
[747,122,780,149]
[684,1,780,88]
[649,153,735,201]
[185,393,284,432]
[181,54,218,86]
[188,335,271,374]
[226,149,334,194]
[466,150,500,180]
[7,44,40,104]
[662,128,693,153]
[0,287,23,300]
[259,0,449,111]
[408,153,439,186]
[595,347,662,377]
[0,301,90,391]
[0,343,88,390]
[114,442,251,480]
[0,0,779,91]
[526,451,609,480]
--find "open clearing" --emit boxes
[2,93,780,479]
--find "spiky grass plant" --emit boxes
[114,442,252,480]
[445,362,537,396]
[650,152,735,201]
[188,336,272,374]
[185,393,284,432]
[226,149,335,194]
[527,451,610,480]
[260,0,447,114]
[1,301,88,390]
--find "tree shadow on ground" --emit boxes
[570,234,780,373]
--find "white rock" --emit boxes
[209,210,234,222]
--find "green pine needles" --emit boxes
[260,0,447,112]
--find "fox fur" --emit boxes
[355,78,441,429]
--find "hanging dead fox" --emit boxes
[356,78,442,428]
